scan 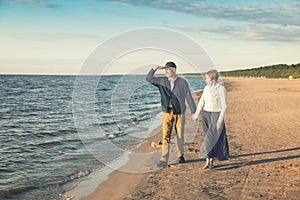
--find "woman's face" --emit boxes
[205,74,213,86]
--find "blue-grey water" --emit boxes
[0,74,205,199]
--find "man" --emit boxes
[146,61,196,167]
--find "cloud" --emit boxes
[238,25,300,42]
[1,0,60,8]
[173,23,300,43]
[97,0,300,43]
[92,8,143,19]
[99,0,300,27]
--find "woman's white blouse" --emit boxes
[195,82,227,123]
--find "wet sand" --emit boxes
[83,77,300,200]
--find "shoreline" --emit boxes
[65,125,164,200]
[66,89,203,200]
[64,119,164,200]
[69,77,300,199]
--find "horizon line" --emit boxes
[1,62,298,76]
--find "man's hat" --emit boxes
[162,61,177,69]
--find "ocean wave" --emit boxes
[64,169,95,183]
[32,140,63,147]
[0,185,36,199]
[0,168,16,173]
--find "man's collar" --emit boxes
[168,76,177,82]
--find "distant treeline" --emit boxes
[220,63,300,78]
[183,63,300,79]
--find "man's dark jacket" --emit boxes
[146,69,196,114]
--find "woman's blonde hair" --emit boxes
[206,69,219,81]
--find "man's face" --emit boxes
[165,67,176,78]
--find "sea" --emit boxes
[0,74,205,199]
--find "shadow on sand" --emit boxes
[182,147,300,170]
[215,147,300,170]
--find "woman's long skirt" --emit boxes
[202,110,229,161]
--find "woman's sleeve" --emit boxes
[217,85,227,123]
[194,87,205,117]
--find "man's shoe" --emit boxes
[177,156,185,163]
[157,160,168,167]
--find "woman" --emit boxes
[193,70,229,169]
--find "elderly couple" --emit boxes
[146,61,229,169]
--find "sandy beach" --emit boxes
[81,77,300,200]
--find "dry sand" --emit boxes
[83,77,300,200]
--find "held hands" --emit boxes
[192,114,198,122]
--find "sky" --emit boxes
[0,0,299,74]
